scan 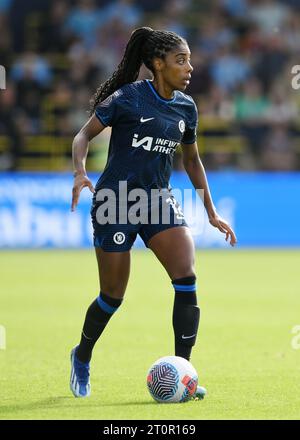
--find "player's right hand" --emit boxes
[71,173,95,211]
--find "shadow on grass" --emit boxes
[0,396,158,416]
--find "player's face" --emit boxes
[160,43,193,92]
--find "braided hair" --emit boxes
[89,27,185,116]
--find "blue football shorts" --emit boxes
[90,188,188,252]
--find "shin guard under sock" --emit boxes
[76,292,123,363]
[172,276,200,361]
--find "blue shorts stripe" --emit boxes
[97,295,118,314]
[172,283,196,292]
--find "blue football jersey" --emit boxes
[94,79,198,194]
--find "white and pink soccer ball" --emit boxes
[147,355,198,403]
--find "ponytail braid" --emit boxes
[89,27,185,116]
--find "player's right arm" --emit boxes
[71,115,106,211]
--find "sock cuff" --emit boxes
[96,291,123,314]
[172,276,196,292]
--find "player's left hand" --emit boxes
[208,213,237,247]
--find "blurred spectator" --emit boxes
[248,0,290,35]
[282,0,300,11]
[15,77,43,133]
[235,77,270,121]
[283,12,300,53]
[10,51,52,87]
[218,0,248,18]
[137,0,164,12]
[89,24,129,79]
[68,51,100,90]
[0,82,24,169]
[157,0,192,39]
[0,11,12,68]
[260,124,298,170]
[69,87,92,132]
[9,51,52,134]
[64,0,102,47]
[200,85,235,122]
[0,0,299,171]
[9,0,52,52]
[210,44,251,91]
[253,34,288,93]
[265,83,298,126]
[47,80,73,136]
[196,15,237,58]
[90,19,131,70]
[42,1,72,53]
[100,0,143,28]
[234,77,270,154]
[205,150,238,171]
[0,0,12,12]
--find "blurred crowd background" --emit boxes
[1,0,300,172]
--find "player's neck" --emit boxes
[151,79,175,100]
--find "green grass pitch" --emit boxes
[0,249,300,420]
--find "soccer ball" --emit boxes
[146,355,198,403]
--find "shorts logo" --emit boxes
[179,120,185,133]
[113,232,125,245]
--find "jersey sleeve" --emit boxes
[94,89,123,127]
[181,100,198,144]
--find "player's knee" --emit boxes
[171,270,196,282]
[100,285,126,300]
[170,256,196,281]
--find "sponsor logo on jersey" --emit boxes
[132,134,180,155]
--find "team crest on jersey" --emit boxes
[178,120,185,133]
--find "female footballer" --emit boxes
[70,27,237,398]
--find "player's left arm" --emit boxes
[181,141,237,246]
